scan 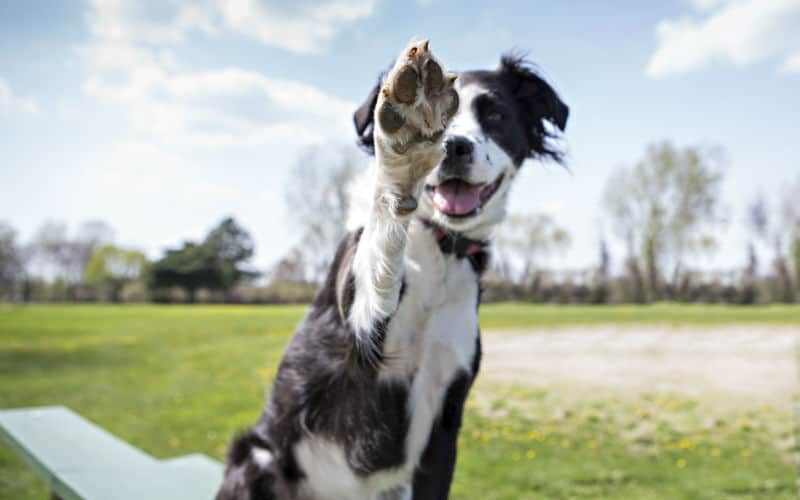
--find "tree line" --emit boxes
[0,217,261,303]
[1,141,798,304]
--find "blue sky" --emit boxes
[1,0,798,272]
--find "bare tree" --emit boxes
[781,178,800,294]
[748,191,796,303]
[269,248,308,284]
[29,220,115,298]
[494,212,571,284]
[604,142,726,300]
[284,147,363,282]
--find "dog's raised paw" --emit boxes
[374,40,459,217]
[376,39,458,154]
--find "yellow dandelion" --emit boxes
[741,448,751,458]
[526,450,537,459]
[676,458,687,469]
[587,440,599,450]
[678,438,693,450]
[710,447,721,457]
[561,439,571,448]
[527,430,543,441]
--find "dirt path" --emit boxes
[480,327,799,407]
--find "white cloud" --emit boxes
[86,0,374,54]
[219,0,376,54]
[0,78,39,115]
[79,0,357,149]
[86,0,217,45]
[85,141,241,203]
[781,50,800,72]
[646,0,800,78]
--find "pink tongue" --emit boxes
[433,182,482,215]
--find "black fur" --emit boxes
[219,51,567,500]
[353,74,383,155]
[218,230,412,499]
[353,53,569,165]
[459,54,569,165]
[413,337,481,499]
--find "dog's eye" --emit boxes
[486,110,503,122]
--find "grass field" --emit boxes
[0,304,798,499]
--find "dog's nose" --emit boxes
[444,136,474,162]
[440,136,474,179]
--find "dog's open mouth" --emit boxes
[425,174,504,218]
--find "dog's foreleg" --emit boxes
[345,40,458,354]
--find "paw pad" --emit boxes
[395,196,418,216]
[424,59,443,97]
[393,66,418,104]
[378,102,405,133]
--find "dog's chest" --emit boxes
[381,227,480,470]
[294,230,480,500]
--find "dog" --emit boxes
[216,39,568,500]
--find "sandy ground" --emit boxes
[480,327,800,407]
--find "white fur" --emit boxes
[251,447,273,469]
[295,220,479,498]
[417,82,518,239]
[294,437,409,500]
[297,71,511,500]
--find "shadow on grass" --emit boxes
[0,346,131,377]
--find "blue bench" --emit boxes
[0,406,223,500]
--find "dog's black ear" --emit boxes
[499,53,569,163]
[353,77,382,155]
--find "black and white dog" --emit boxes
[217,39,568,500]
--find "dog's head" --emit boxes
[354,54,569,236]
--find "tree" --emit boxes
[781,178,800,296]
[29,220,115,297]
[494,213,571,284]
[148,217,257,302]
[73,220,116,282]
[748,191,796,303]
[284,147,362,282]
[203,217,256,291]
[604,142,725,300]
[0,222,22,299]
[269,249,307,284]
[84,245,148,302]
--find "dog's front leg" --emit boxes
[346,40,458,351]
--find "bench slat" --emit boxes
[0,406,223,500]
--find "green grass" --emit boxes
[480,302,800,329]
[0,304,797,499]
